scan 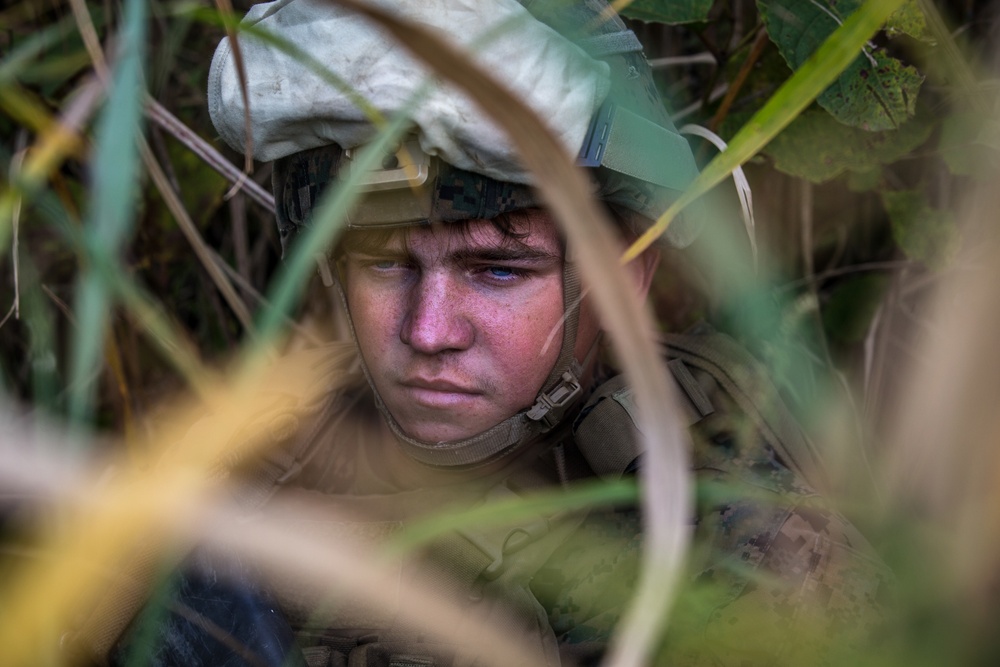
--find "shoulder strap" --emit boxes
[662,326,828,492]
[573,325,827,491]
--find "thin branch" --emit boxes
[139,139,258,337]
[708,28,770,133]
[229,192,251,286]
[209,249,324,347]
[67,0,110,83]
[41,284,74,324]
[145,98,274,213]
[779,260,918,292]
[7,142,27,324]
[213,0,255,174]
[671,83,728,122]
[648,53,717,69]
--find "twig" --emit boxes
[145,98,274,213]
[41,285,75,324]
[647,53,717,69]
[6,141,27,325]
[230,192,251,285]
[671,83,728,122]
[708,28,770,133]
[139,139,258,337]
[213,0,255,174]
[209,249,324,347]
[149,124,181,195]
[0,304,14,330]
[778,259,917,291]
[67,0,110,82]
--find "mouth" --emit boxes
[398,377,484,408]
[401,377,481,394]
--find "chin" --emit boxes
[402,423,477,444]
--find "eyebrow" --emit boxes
[448,246,561,264]
[345,242,562,266]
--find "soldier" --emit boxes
[98,1,891,666]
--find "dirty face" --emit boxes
[342,210,587,443]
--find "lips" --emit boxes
[400,377,481,395]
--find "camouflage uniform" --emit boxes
[250,331,893,667]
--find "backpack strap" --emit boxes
[572,357,712,480]
[662,326,828,492]
[573,325,826,490]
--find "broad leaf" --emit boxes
[883,190,958,270]
[818,50,923,130]
[886,0,931,40]
[620,0,714,24]
[766,108,931,182]
[758,0,923,130]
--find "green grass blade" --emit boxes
[31,189,210,395]
[386,479,637,557]
[253,110,414,343]
[0,14,82,85]
[67,0,148,425]
[624,0,907,261]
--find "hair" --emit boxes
[333,203,649,260]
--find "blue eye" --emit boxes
[374,260,398,269]
[488,266,514,278]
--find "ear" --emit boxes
[626,246,661,300]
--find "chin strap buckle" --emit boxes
[526,370,583,429]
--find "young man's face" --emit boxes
[343,210,593,443]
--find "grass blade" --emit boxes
[623,0,907,262]
[67,0,148,425]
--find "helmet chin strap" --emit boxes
[332,255,588,469]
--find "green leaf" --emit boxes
[619,0,714,24]
[758,0,924,130]
[766,108,931,182]
[69,0,148,425]
[628,0,908,258]
[886,0,931,40]
[882,190,959,270]
[818,50,923,130]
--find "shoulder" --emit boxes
[672,328,893,663]
[560,327,892,661]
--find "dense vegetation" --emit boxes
[1,1,999,665]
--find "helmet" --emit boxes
[210,0,701,467]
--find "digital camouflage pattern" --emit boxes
[272,145,544,257]
[108,333,891,667]
[533,426,892,666]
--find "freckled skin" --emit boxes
[343,209,659,444]
[344,212,586,443]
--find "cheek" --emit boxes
[489,289,565,394]
[346,281,397,353]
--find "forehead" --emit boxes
[339,208,564,256]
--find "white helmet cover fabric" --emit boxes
[208,0,611,184]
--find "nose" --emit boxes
[400,272,474,354]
